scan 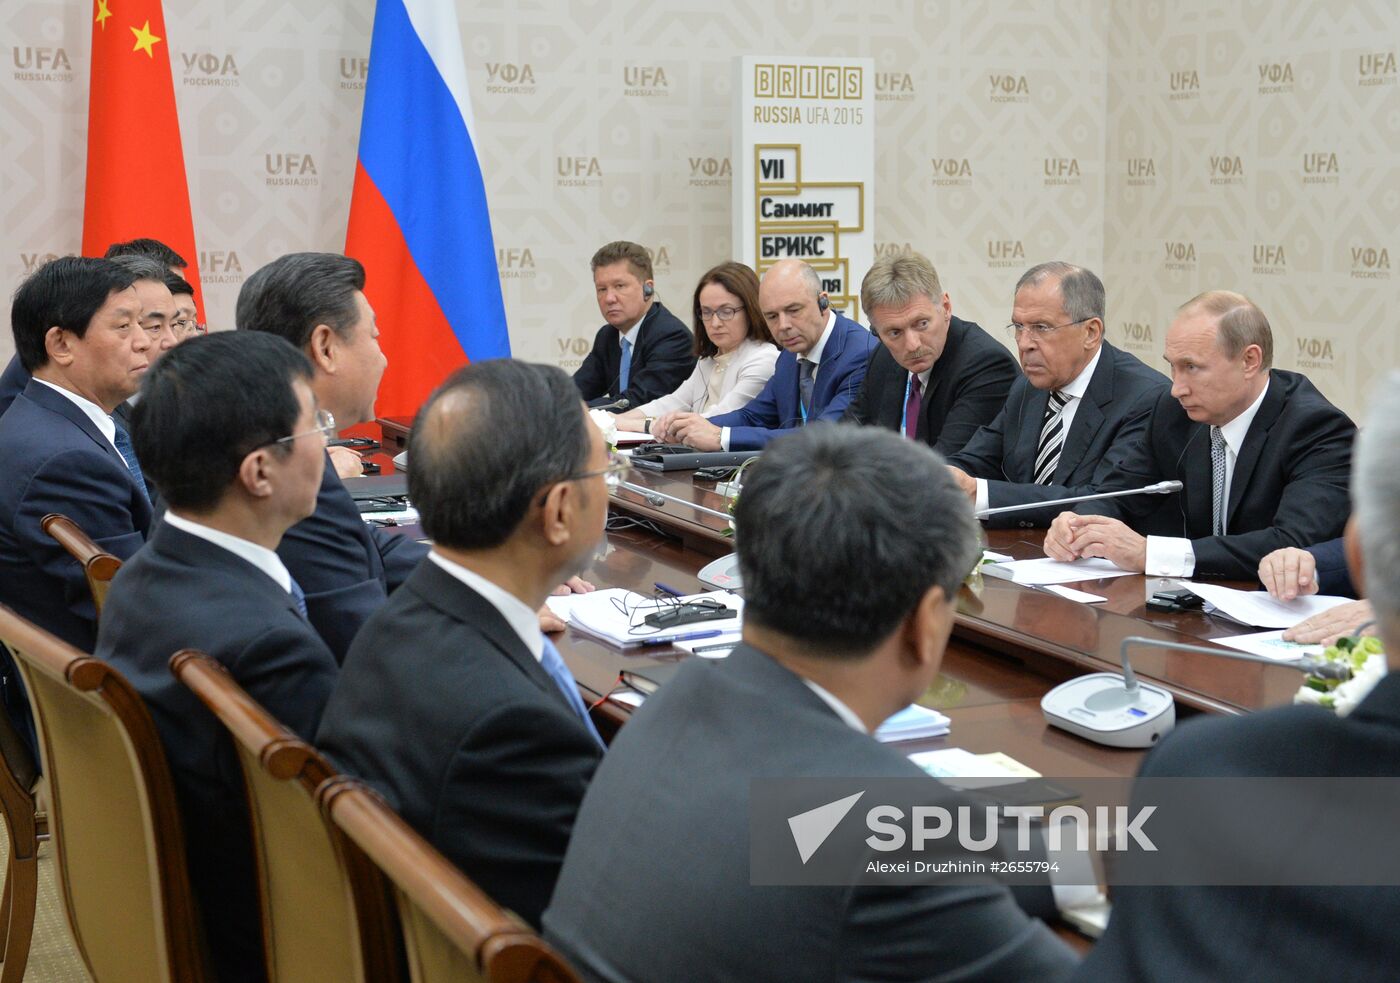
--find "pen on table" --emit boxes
[636,629,723,647]
[691,640,738,654]
[653,581,684,597]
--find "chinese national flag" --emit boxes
[82,0,203,318]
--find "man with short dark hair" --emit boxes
[845,249,1017,454]
[104,236,188,274]
[317,360,609,928]
[237,252,426,659]
[0,256,152,652]
[543,424,1078,982]
[572,240,696,409]
[946,261,1169,528]
[1045,290,1355,579]
[655,259,877,450]
[98,330,339,983]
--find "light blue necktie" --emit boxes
[288,576,309,618]
[111,417,151,507]
[618,336,633,393]
[540,637,605,748]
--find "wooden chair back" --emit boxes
[322,778,582,983]
[40,514,122,617]
[170,650,402,983]
[0,605,207,983]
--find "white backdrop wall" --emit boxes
[1,0,1394,418]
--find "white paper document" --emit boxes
[906,747,1024,787]
[874,704,951,743]
[1043,585,1108,604]
[566,588,744,647]
[982,556,1136,586]
[1213,629,1324,662]
[1181,582,1354,629]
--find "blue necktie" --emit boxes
[111,418,151,507]
[288,576,308,618]
[540,637,604,748]
[618,336,633,393]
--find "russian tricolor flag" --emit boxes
[346,0,510,419]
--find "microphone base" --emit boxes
[1041,673,1176,748]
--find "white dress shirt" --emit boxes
[974,345,1103,512]
[33,377,122,457]
[162,511,294,594]
[802,678,868,734]
[1145,380,1271,577]
[428,550,545,662]
[721,311,836,451]
[636,338,780,417]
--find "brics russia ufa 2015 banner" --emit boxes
[0,0,1395,421]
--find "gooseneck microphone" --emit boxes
[974,480,1183,520]
[618,481,731,521]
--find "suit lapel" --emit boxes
[24,380,128,471]
[1181,423,1214,536]
[154,522,303,620]
[1055,350,1114,479]
[1226,376,1284,523]
[1012,387,1051,482]
[920,319,961,419]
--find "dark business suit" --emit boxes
[0,380,152,652]
[708,312,877,450]
[1076,370,1355,580]
[276,453,428,661]
[97,521,339,983]
[1073,671,1400,983]
[316,559,603,928]
[572,301,696,408]
[948,341,1169,528]
[1307,538,1356,598]
[0,354,28,417]
[845,315,1018,456]
[543,644,1077,983]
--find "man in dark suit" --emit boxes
[946,262,1169,528]
[236,252,430,660]
[1071,378,1400,983]
[1046,290,1355,581]
[655,259,878,451]
[0,352,26,417]
[844,249,1017,455]
[0,257,152,653]
[543,424,1078,982]
[572,240,695,409]
[1257,536,1373,646]
[317,360,609,928]
[97,331,339,983]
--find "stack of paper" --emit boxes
[874,704,951,743]
[982,556,1136,586]
[564,588,743,648]
[907,747,1034,785]
[1180,582,1354,629]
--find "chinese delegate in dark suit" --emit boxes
[572,301,696,408]
[845,315,1018,456]
[316,559,603,928]
[97,521,339,982]
[543,644,1076,983]
[276,454,428,661]
[0,353,27,417]
[708,311,877,450]
[0,379,152,651]
[1072,671,1400,983]
[948,341,1169,528]
[1077,369,1355,580]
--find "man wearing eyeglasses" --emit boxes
[97,331,339,983]
[318,360,609,930]
[945,261,1169,528]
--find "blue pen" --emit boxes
[636,629,723,647]
[653,581,685,597]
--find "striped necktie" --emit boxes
[1032,390,1069,485]
[111,417,151,507]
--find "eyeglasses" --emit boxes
[171,318,207,339]
[699,306,743,323]
[269,409,337,446]
[1005,318,1090,338]
[546,450,632,501]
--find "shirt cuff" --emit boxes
[974,479,989,515]
[1146,536,1196,578]
[720,427,731,452]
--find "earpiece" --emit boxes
[817,294,829,312]
[643,282,654,299]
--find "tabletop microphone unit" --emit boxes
[974,481,1183,520]
[1041,634,1351,749]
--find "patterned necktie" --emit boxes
[288,576,309,618]
[618,336,633,393]
[1032,390,1069,485]
[903,375,923,440]
[1210,425,1228,536]
[540,637,605,749]
[111,417,151,507]
[798,358,816,423]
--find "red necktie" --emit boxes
[904,375,923,440]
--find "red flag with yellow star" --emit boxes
[82,0,203,317]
